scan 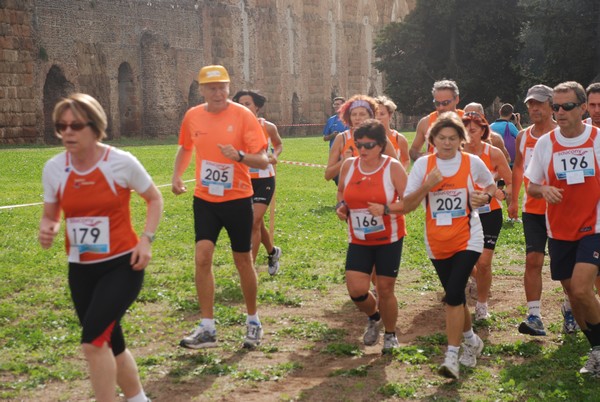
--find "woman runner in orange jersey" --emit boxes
[335,119,407,354]
[233,90,283,275]
[375,95,410,170]
[462,111,512,321]
[403,112,496,380]
[325,95,397,183]
[38,93,162,402]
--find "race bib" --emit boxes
[350,208,384,240]
[429,188,468,224]
[552,148,595,183]
[66,216,109,262]
[250,166,273,178]
[201,160,234,196]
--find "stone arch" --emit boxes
[118,62,140,137]
[42,65,74,144]
[187,80,202,108]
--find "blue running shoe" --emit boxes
[518,314,546,336]
[561,303,579,334]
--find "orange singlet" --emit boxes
[519,126,546,214]
[423,152,483,259]
[343,156,406,245]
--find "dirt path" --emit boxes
[18,265,568,401]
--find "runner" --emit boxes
[404,112,496,379]
[39,93,162,402]
[462,111,512,321]
[375,95,410,170]
[232,89,283,275]
[172,65,269,350]
[335,119,407,354]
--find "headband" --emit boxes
[349,100,374,117]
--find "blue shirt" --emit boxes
[323,115,348,148]
[490,119,518,139]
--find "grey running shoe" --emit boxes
[267,246,282,276]
[518,314,546,336]
[459,334,484,367]
[363,318,383,346]
[382,333,399,355]
[243,322,263,349]
[439,352,460,379]
[561,303,580,334]
[180,326,217,349]
[474,304,490,321]
[580,346,600,375]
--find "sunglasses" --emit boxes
[355,141,378,150]
[433,98,455,107]
[462,112,485,123]
[551,102,582,112]
[55,122,93,132]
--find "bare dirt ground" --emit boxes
[14,262,572,402]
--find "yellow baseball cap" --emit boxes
[197,65,230,84]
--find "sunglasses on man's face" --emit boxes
[433,98,455,107]
[55,122,92,132]
[551,102,582,112]
[355,141,378,150]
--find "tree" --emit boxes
[374,0,523,115]
[519,0,600,91]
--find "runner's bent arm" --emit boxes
[508,131,525,219]
[38,202,61,249]
[172,146,193,195]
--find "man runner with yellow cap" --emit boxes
[172,65,269,349]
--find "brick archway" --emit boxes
[118,62,140,137]
[42,65,74,144]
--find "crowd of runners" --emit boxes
[37,64,600,400]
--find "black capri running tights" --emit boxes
[68,253,144,356]
[431,250,481,306]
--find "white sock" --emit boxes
[527,300,541,317]
[127,390,147,402]
[447,345,460,355]
[476,301,488,310]
[246,314,260,325]
[463,329,476,346]
[200,318,216,332]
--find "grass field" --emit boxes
[2,134,600,401]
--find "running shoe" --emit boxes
[180,326,217,349]
[474,304,490,321]
[459,334,484,367]
[267,246,282,276]
[243,321,263,349]
[518,315,546,336]
[561,303,580,334]
[363,318,383,346]
[439,352,460,379]
[580,346,600,375]
[382,333,399,355]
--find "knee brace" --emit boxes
[350,293,369,303]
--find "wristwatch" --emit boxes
[237,150,246,162]
[485,193,493,203]
[383,204,391,215]
[141,231,155,243]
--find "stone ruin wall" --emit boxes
[0,0,414,144]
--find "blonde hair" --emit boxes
[52,93,107,140]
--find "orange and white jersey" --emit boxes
[471,142,502,214]
[42,146,153,264]
[387,129,403,159]
[179,101,268,202]
[342,156,406,245]
[249,118,275,179]
[526,125,600,240]
[339,129,358,158]
[518,126,547,214]
[405,152,493,259]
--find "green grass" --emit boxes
[3,135,600,400]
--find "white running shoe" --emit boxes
[459,334,484,367]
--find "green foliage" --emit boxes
[375,0,523,114]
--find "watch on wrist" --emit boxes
[335,200,346,210]
[141,231,155,243]
[486,193,493,203]
[383,204,391,215]
[237,150,246,162]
